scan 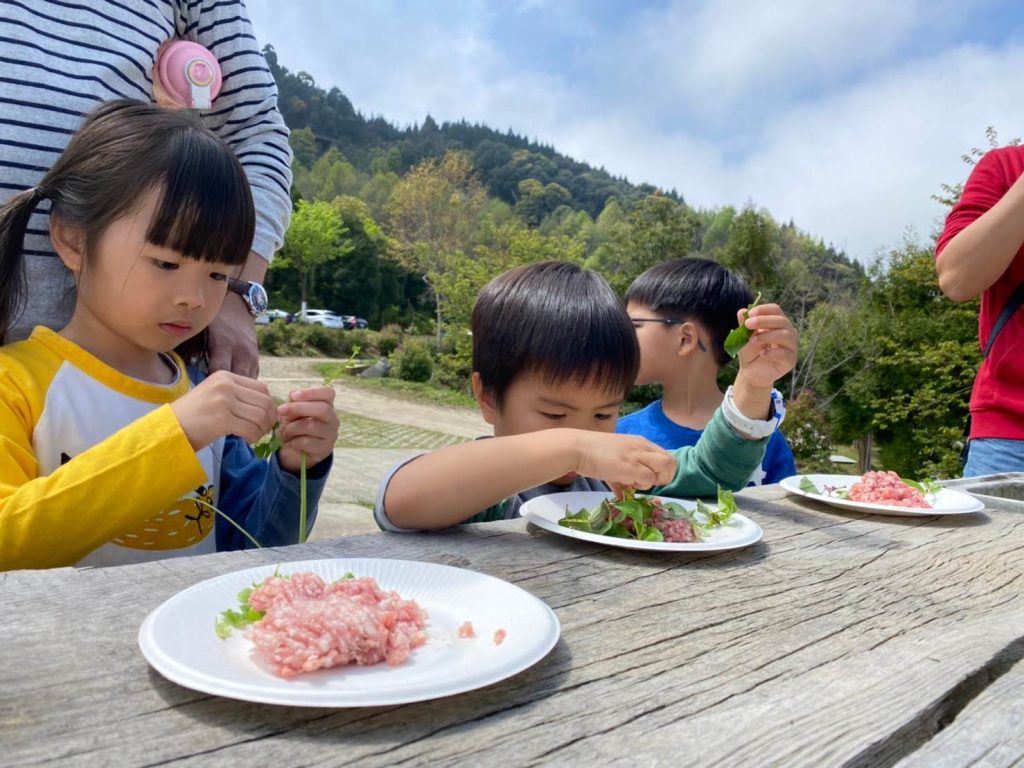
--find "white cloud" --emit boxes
[245,1,1024,262]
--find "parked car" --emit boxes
[298,309,344,329]
[254,308,292,325]
[340,314,369,330]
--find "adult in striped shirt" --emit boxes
[0,0,292,376]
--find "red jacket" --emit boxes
[936,146,1024,440]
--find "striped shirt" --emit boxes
[0,0,292,341]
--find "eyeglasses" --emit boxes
[629,317,707,352]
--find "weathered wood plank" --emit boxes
[2,486,1022,767]
[895,649,1024,768]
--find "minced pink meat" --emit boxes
[651,502,699,543]
[457,621,475,638]
[493,628,507,646]
[848,471,931,508]
[245,574,428,679]
[617,499,699,542]
[651,507,700,544]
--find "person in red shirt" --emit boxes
[936,146,1024,476]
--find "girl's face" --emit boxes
[56,189,236,373]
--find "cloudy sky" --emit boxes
[246,0,1024,263]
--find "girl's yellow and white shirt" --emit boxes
[0,327,220,569]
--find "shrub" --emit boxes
[782,390,833,472]
[433,331,473,393]
[342,329,370,357]
[376,324,404,357]
[393,339,435,383]
[256,322,346,357]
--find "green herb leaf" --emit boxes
[640,526,664,542]
[904,478,942,495]
[799,475,819,494]
[723,291,763,358]
[253,425,282,459]
[215,582,266,639]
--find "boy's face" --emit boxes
[474,370,623,438]
[627,301,709,385]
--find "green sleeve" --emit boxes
[462,498,510,524]
[648,408,768,498]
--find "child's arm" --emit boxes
[730,303,798,421]
[381,430,677,530]
[651,303,798,499]
[651,409,769,497]
[0,369,279,570]
[0,401,208,570]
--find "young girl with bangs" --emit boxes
[0,100,339,570]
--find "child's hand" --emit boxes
[172,371,278,450]
[735,303,798,389]
[573,432,677,491]
[275,386,340,473]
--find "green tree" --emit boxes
[598,194,697,294]
[386,151,488,345]
[274,200,351,313]
[721,204,781,296]
[295,147,362,202]
[288,126,318,167]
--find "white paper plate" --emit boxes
[779,473,985,516]
[138,558,560,707]
[520,491,762,552]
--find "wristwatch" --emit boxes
[227,277,268,317]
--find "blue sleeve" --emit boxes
[763,431,798,484]
[215,435,333,550]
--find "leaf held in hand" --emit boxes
[723,291,762,358]
[253,425,282,459]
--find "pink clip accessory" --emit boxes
[153,40,222,109]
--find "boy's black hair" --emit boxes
[472,261,639,407]
[625,257,752,368]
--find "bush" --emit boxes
[343,329,370,356]
[376,324,404,357]
[782,390,833,472]
[256,322,346,357]
[392,339,435,382]
[433,331,473,393]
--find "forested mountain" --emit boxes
[265,46,671,218]
[260,49,982,479]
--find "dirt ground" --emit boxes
[258,356,488,539]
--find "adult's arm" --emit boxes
[936,150,1024,302]
[181,0,293,261]
[181,1,294,373]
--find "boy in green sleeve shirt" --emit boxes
[374,261,797,531]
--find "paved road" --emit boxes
[259,356,487,539]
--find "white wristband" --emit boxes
[721,385,783,440]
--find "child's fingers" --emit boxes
[746,328,797,351]
[278,399,337,422]
[277,415,338,442]
[287,386,336,403]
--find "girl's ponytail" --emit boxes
[0,187,44,341]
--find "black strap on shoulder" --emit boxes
[984,280,1024,357]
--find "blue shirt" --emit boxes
[617,399,796,486]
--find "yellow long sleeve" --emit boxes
[0,328,208,570]
[0,402,206,570]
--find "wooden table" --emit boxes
[3,484,1023,767]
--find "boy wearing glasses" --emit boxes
[374,261,797,531]
[618,258,797,485]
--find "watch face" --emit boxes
[248,282,269,314]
